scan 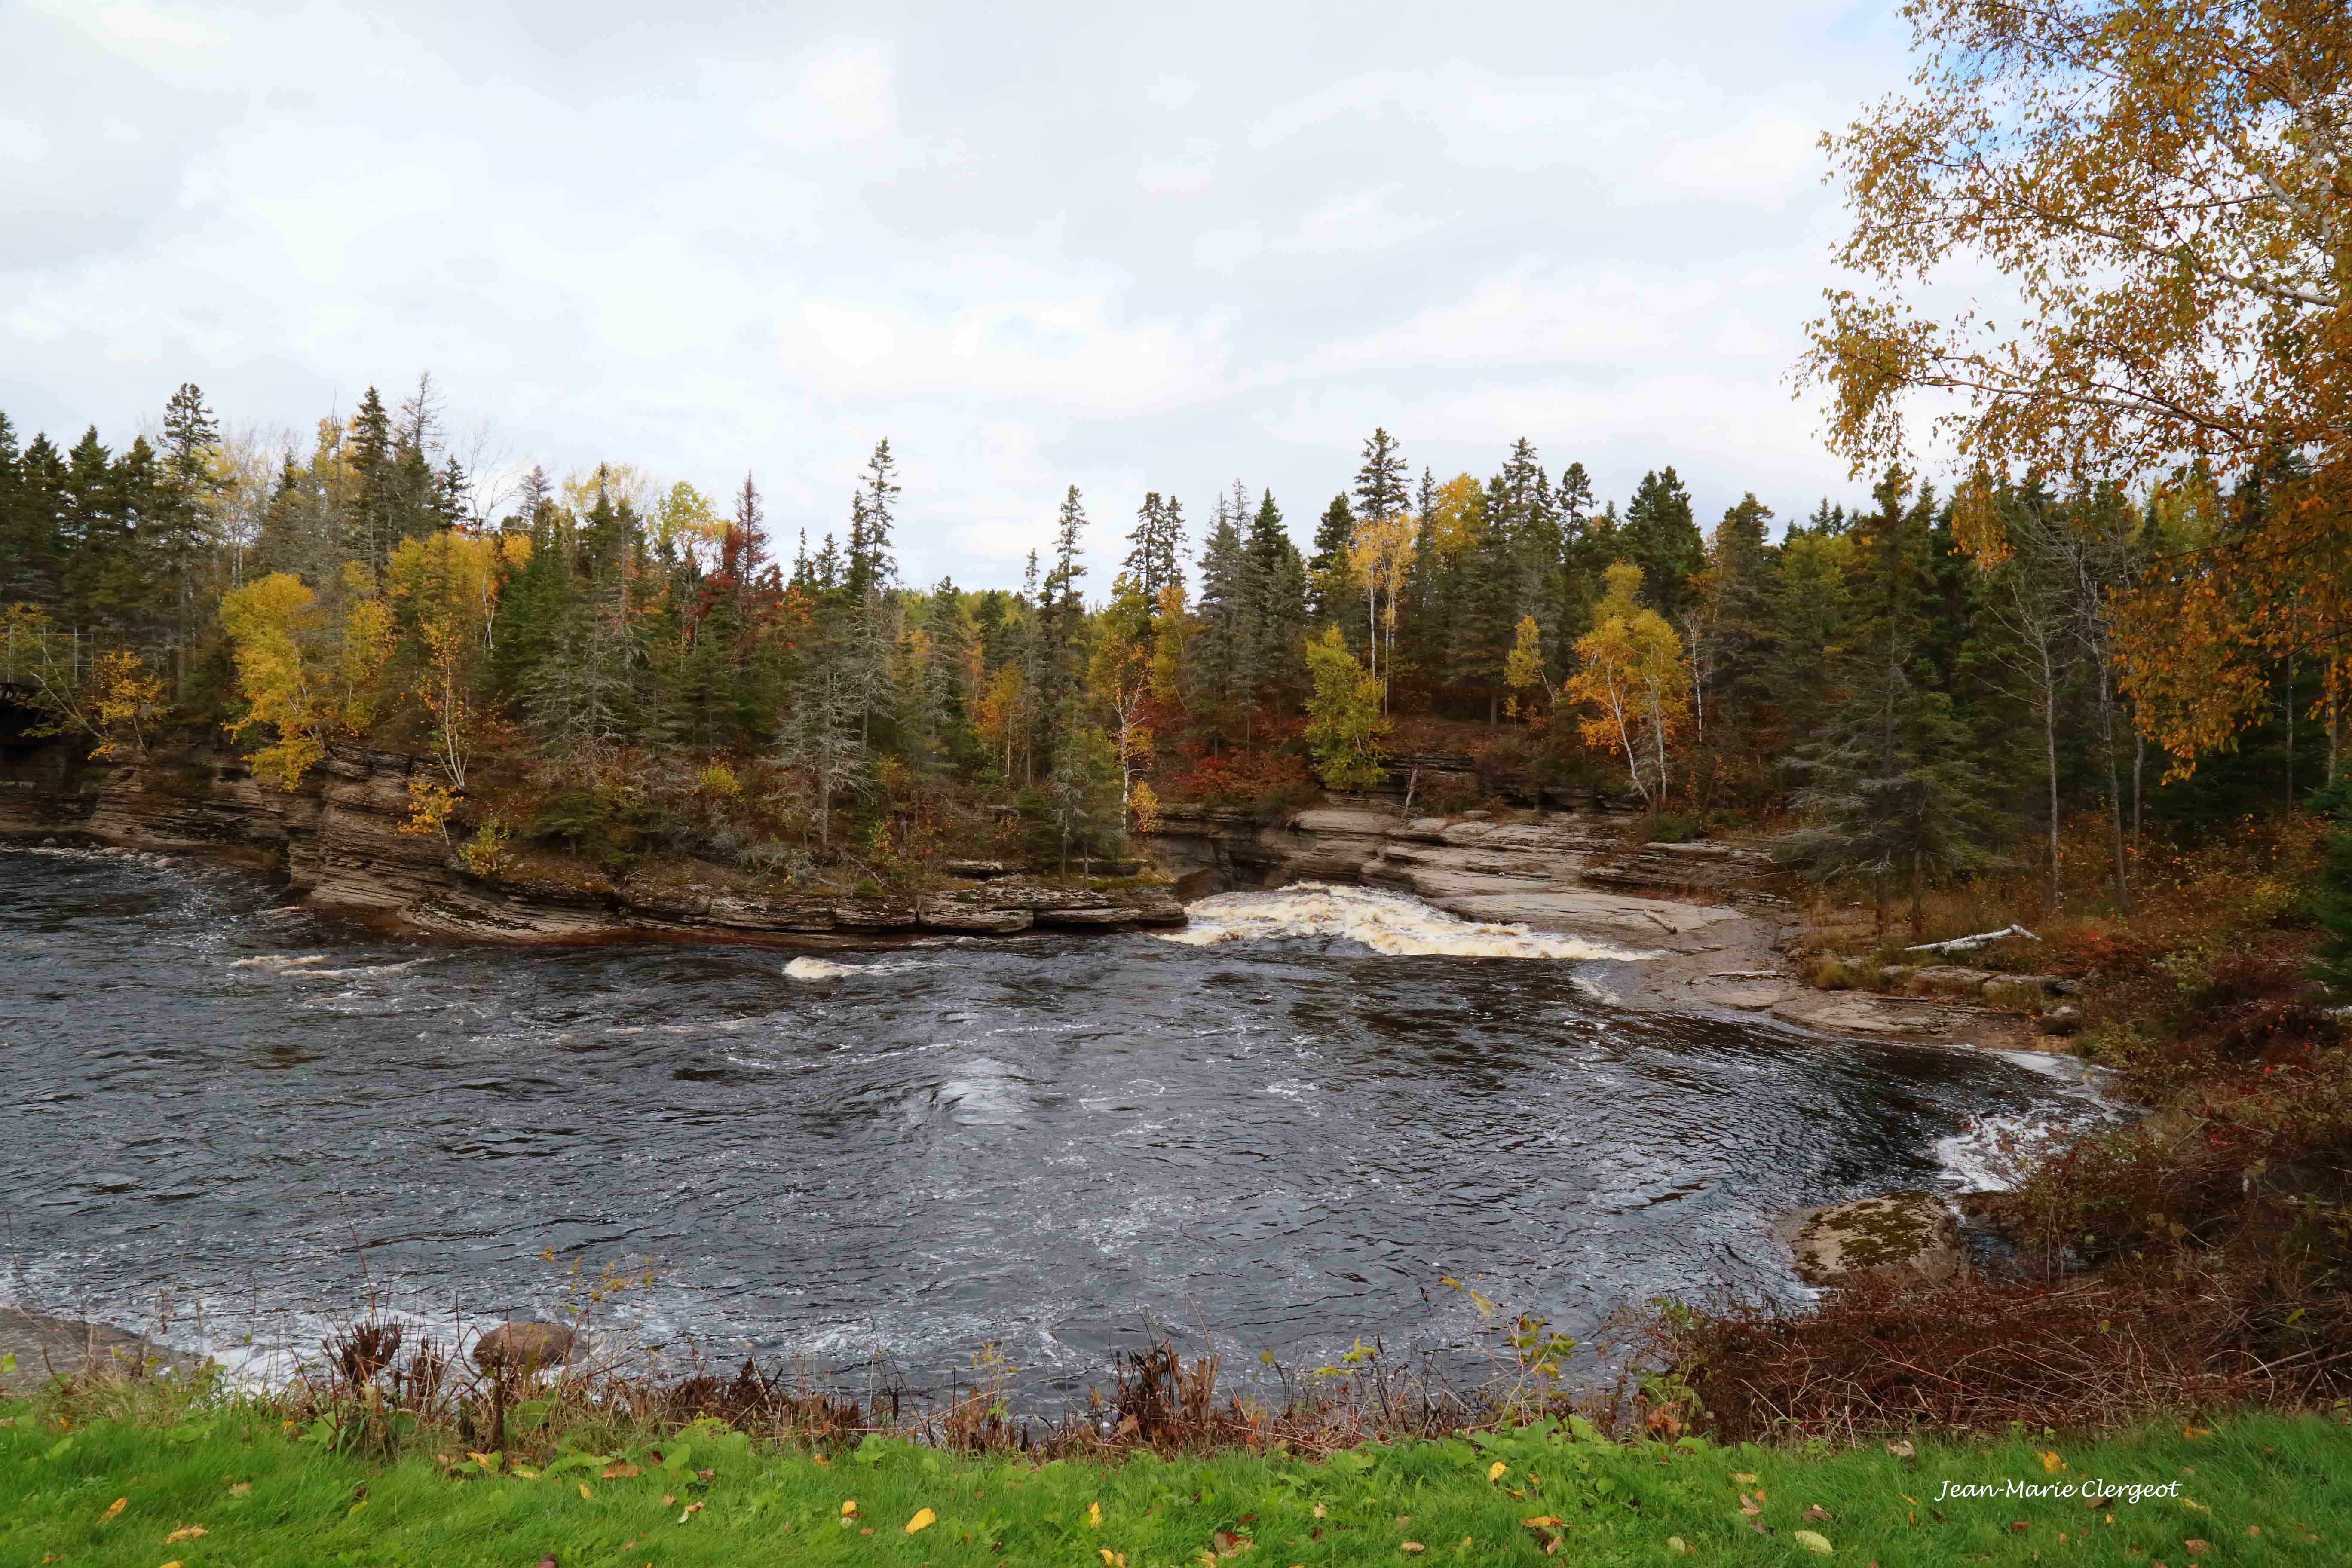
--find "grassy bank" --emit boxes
[4,1396,2344,1566]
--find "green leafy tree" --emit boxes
[1302,625,1391,793]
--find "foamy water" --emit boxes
[786,954,901,980]
[1164,882,1658,961]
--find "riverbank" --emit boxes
[0,737,1187,940]
[1153,800,2052,1047]
[3,1392,2342,1565]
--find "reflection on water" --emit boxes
[0,845,2102,1395]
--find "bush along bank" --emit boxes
[4,1389,2346,1567]
[1670,809,2352,1449]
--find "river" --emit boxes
[0,845,2103,1400]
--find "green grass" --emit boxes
[2,1400,2344,1566]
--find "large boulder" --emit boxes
[1788,1191,1962,1285]
[470,1320,576,1375]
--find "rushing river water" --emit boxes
[1,845,2107,1399]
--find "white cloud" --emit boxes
[2,0,1921,583]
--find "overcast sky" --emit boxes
[3,0,1915,588]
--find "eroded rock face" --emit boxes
[471,1320,576,1375]
[1788,1191,1962,1285]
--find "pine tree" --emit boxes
[1782,469,1995,943]
[1123,492,1186,612]
[1243,488,1308,719]
[156,383,223,698]
[1620,468,1704,620]
[347,386,394,567]
[1352,427,1408,524]
[1307,493,1355,630]
[1033,485,1089,764]
[0,415,63,607]
[1191,500,1249,736]
[846,438,899,600]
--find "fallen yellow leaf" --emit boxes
[600,1461,640,1479]
[1311,1502,1327,1519]
[677,1501,703,1524]
[468,1452,499,1472]
[162,1525,207,1544]
[99,1498,126,1522]
[2041,1450,2067,1473]
[1487,1461,1507,1482]
[1088,1500,1103,1528]
[1666,1539,1692,1557]
[841,1499,860,1516]
[1520,1516,1564,1528]
[1730,1472,1758,1483]
[1100,1551,1127,1568]
[578,1482,593,1500]
[227,1482,251,1496]
[905,1507,936,1534]
[1792,1528,1834,1554]
[159,1562,182,1568]
[1400,1545,1425,1556]
[2184,1425,2211,1440]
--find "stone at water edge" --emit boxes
[1788,1191,1962,1285]
[471,1320,576,1374]
[2037,1003,2085,1036]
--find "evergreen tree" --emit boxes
[1243,488,1308,718]
[1306,493,1355,629]
[1782,469,1995,942]
[1620,467,1704,619]
[0,416,63,607]
[1123,492,1186,612]
[1033,485,1089,764]
[1191,500,1249,736]
[346,386,395,567]
[1351,427,1408,524]
[846,438,899,601]
[156,382,223,697]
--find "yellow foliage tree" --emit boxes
[1,605,163,762]
[1801,0,2352,773]
[1348,512,1417,701]
[1088,609,1156,817]
[1564,563,1690,811]
[218,570,390,791]
[387,531,510,796]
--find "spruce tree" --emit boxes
[1620,468,1704,620]
[846,438,899,600]
[347,386,394,567]
[1782,469,1994,943]
[1123,492,1186,612]
[1351,427,1408,523]
[0,415,62,607]
[1033,485,1089,764]
[1192,501,1249,737]
[156,383,222,698]
[1306,493,1355,630]
[1243,488,1308,719]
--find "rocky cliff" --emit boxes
[0,734,1183,942]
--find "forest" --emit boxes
[0,373,2331,933]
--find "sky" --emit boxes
[2,0,1917,589]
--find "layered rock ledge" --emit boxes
[1148,802,2035,1045]
[0,739,1184,943]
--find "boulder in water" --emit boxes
[471,1320,575,1375]
[1788,1191,1960,1285]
